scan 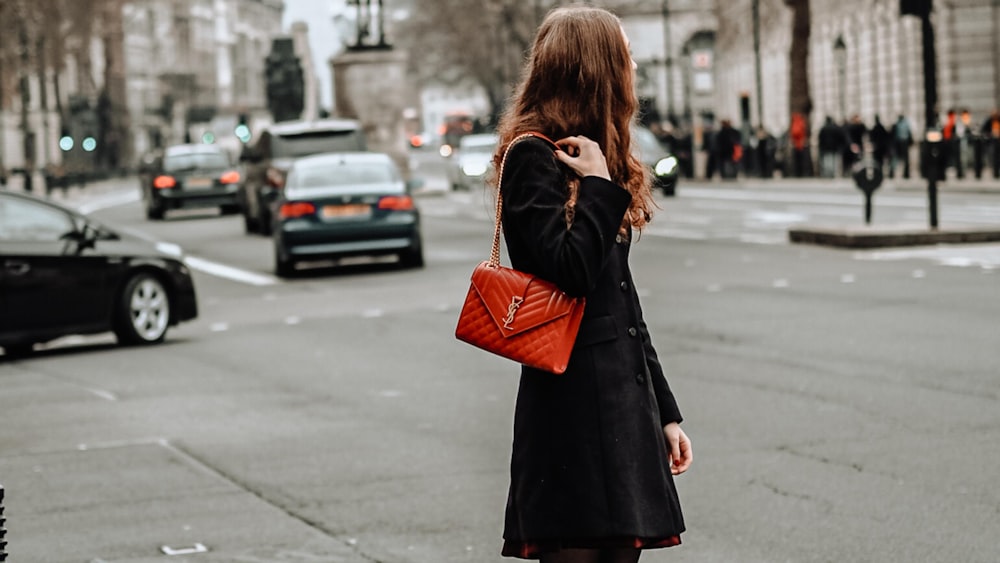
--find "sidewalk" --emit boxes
[680,174,1000,195]
[2,172,137,206]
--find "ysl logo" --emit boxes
[503,296,524,329]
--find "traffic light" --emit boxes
[265,38,305,123]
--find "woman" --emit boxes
[492,5,692,563]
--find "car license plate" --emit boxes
[186,177,213,188]
[321,204,370,218]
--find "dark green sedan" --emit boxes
[271,152,424,277]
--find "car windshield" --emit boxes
[164,152,230,172]
[271,131,365,158]
[288,162,401,189]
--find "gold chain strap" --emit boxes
[491,133,544,266]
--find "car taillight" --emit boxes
[220,170,241,184]
[266,167,286,189]
[279,201,316,219]
[153,175,176,189]
[377,195,414,210]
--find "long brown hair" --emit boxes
[492,4,653,232]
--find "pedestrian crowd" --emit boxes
[648,108,1000,182]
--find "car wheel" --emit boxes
[114,273,171,345]
[258,208,273,236]
[243,210,259,233]
[220,204,240,215]
[275,249,295,278]
[3,342,35,358]
[146,202,165,220]
[399,238,425,269]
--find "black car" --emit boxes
[0,191,198,356]
[635,125,680,196]
[272,152,424,276]
[141,143,242,220]
[239,118,367,236]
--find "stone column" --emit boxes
[330,47,411,178]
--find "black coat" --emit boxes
[499,138,685,544]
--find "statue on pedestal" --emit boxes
[347,0,391,50]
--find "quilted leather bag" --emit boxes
[454,133,585,374]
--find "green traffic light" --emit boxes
[235,124,252,143]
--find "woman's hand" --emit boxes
[663,422,692,475]
[554,135,611,181]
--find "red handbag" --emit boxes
[454,133,585,374]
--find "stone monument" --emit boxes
[330,0,411,178]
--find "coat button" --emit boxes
[620,281,628,291]
[628,327,637,337]
[615,234,623,244]
[635,373,646,385]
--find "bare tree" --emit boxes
[396,0,539,120]
[784,0,812,119]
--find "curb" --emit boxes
[788,224,1000,249]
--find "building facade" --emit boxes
[0,0,284,179]
[714,0,1000,137]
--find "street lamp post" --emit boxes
[662,0,673,121]
[901,0,940,229]
[752,0,763,128]
[833,35,847,120]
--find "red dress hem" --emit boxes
[501,535,682,559]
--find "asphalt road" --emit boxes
[1,161,998,562]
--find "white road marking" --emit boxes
[183,255,279,286]
[854,244,1000,270]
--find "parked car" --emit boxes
[239,118,367,236]
[634,125,680,196]
[0,191,198,356]
[272,152,424,276]
[140,143,242,220]
[447,133,497,191]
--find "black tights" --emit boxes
[540,547,641,563]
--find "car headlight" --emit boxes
[655,156,678,176]
[461,161,489,177]
[155,241,184,258]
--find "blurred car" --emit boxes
[0,191,198,356]
[141,143,242,220]
[239,118,367,236]
[447,133,497,191]
[272,152,424,276]
[634,125,680,196]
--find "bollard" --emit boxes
[1,483,7,561]
[923,131,945,229]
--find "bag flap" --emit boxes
[469,262,580,337]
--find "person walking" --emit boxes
[788,112,810,177]
[490,6,692,562]
[818,116,846,178]
[716,119,742,179]
[982,110,1000,179]
[869,114,891,175]
[845,114,868,174]
[890,114,913,179]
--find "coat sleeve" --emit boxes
[500,138,632,297]
[636,297,683,426]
